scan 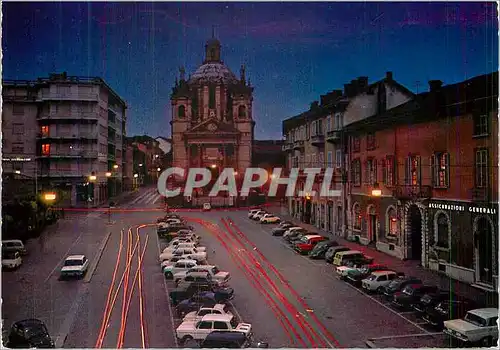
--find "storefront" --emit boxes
[426,200,498,291]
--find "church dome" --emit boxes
[189,62,238,85]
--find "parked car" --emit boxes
[391,284,439,310]
[2,250,22,270]
[160,256,185,270]
[282,227,306,239]
[169,282,234,306]
[308,240,338,259]
[59,255,89,279]
[332,250,373,266]
[177,295,231,317]
[248,209,262,218]
[380,277,423,301]
[163,242,206,253]
[176,273,215,288]
[260,214,281,224]
[175,265,230,286]
[183,304,233,322]
[422,297,477,330]
[163,259,199,279]
[335,260,364,279]
[176,314,252,344]
[251,211,268,221]
[443,308,498,346]
[294,235,327,255]
[412,290,458,315]
[201,331,268,348]
[345,264,389,286]
[2,240,27,255]
[361,270,400,292]
[160,247,207,263]
[325,246,350,263]
[271,224,297,236]
[6,319,55,348]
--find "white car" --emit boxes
[203,203,211,211]
[443,308,499,346]
[60,255,89,279]
[1,250,22,269]
[260,214,280,224]
[176,314,252,344]
[160,256,185,269]
[182,304,233,322]
[160,247,207,263]
[283,227,306,238]
[163,243,206,253]
[174,265,231,285]
[248,209,261,218]
[252,211,268,221]
[335,261,364,279]
[361,270,399,292]
[163,259,198,279]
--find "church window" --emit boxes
[209,86,216,109]
[178,105,186,118]
[238,105,246,118]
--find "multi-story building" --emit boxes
[343,72,498,291]
[2,72,127,206]
[282,72,413,234]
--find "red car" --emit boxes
[294,235,328,254]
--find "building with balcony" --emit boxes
[343,72,498,292]
[2,72,127,206]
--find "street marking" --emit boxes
[84,231,113,283]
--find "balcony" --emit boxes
[282,143,293,152]
[108,153,116,161]
[392,185,432,200]
[469,187,492,203]
[326,130,342,143]
[37,111,99,121]
[293,140,305,149]
[39,170,89,178]
[37,132,98,140]
[40,92,99,101]
[311,134,325,146]
[38,150,98,159]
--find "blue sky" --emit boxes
[3,2,498,140]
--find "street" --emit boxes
[2,188,452,348]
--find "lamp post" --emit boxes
[88,173,97,206]
[369,182,382,245]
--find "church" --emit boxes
[170,35,254,183]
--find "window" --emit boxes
[317,120,323,135]
[214,321,229,330]
[12,123,24,134]
[366,133,376,150]
[377,275,388,282]
[473,113,489,136]
[334,113,342,130]
[327,152,333,167]
[351,159,361,186]
[209,86,216,109]
[475,149,489,188]
[431,152,450,188]
[405,155,421,186]
[436,213,449,249]
[12,143,24,153]
[198,321,212,330]
[319,152,324,167]
[353,204,361,230]
[335,150,342,169]
[382,156,395,186]
[326,116,332,132]
[351,136,360,153]
[365,158,377,185]
[41,125,49,136]
[12,105,24,115]
[42,144,50,156]
[178,105,185,118]
[238,105,246,118]
[387,207,398,237]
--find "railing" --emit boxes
[40,92,99,101]
[469,187,492,202]
[37,111,99,120]
[39,150,98,158]
[392,185,432,200]
[311,134,325,145]
[326,130,341,142]
[282,143,293,152]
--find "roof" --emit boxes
[175,259,198,264]
[189,62,238,85]
[66,254,85,260]
[372,270,396,276]
[467,308,499,319]
[201,313,233,322]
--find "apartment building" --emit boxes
[282,72,413,235]
[343,72,498,292]
[2,72,127,206]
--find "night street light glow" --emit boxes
[89,175,97,181]
[134,173,139,178]
[106,172,112,177]
[113,164,119,169]
[44,192,57,201]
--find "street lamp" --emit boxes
[210,164,217,169]
[139,163,143,167]
[14,170,21,174]
[113,164,119,169]
[106,172,112,177]
[88,174,97,182]
[44,192,57,201]
[371,182,382,197]
[157,167,161,172]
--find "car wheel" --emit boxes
[181,335,193,345]
[376,287,384,293]
[165,271,173,279]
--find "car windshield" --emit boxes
[3,251,18,259]
[464,313,487,327]
[64,259,82,266]
[212,267,219,274]
[388,280,401,290]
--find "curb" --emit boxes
[365,340,376,348]
[83,231,113,283]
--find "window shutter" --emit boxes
[373,158,378,183]
[445,153,450,187]
[364,160,369,184]
[416,156,422,185]
[404,157,410,185]
[430,155,436,187]
[382,158,387,185]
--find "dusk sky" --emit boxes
[3,2,498,140]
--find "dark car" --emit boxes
[287,232,308,245]
[391,284,439,310]
[175,291,221,317]
[201,331,269,348]
[7,319,55,348]
[345,264,389,286]
[412,290,458,315]
[325,246,350,263]
[271,224,297,236]
[308,240,338,259]
[381,276,423,301]
[169,282,234,306]
[422,298,477,330]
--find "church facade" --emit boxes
[170,37,254,182]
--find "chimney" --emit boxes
[357,76,369,91]
[429,80,443,92]
[386,71,393,81]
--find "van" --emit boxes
[2,240,27,255]
[332,250,365,266]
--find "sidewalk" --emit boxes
[270,205,498,308]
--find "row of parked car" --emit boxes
[156,213,268,349]
[250,211,499,348]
